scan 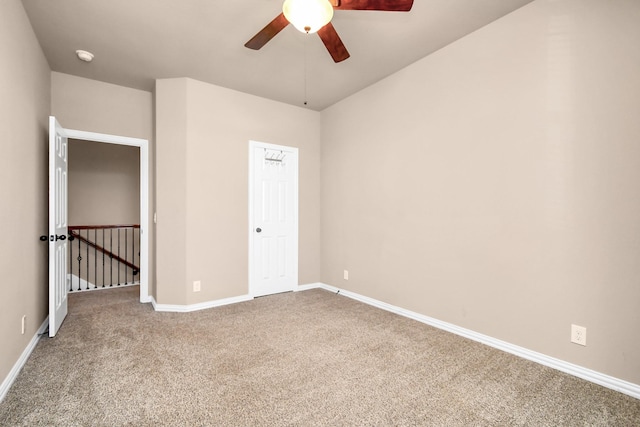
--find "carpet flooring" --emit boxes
[0,286,639,426]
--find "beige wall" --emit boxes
[0,0,51,385]
[155,79,188,304]
[321,0,640,385]
[156,78,321,305]
[51,72,156,296]
[68,140,140,226]
[51,72,153,139]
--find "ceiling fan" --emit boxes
[244,0,414,63]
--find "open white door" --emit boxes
[249,141,298,297]
[49,116,69,337]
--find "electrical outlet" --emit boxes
[571,324,587,346]
[193,280,201,292]
[343,270,349,280]
[21,315,26,335]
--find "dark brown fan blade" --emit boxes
[331,0,413,11]
[317,23,350,63]
[245,13,290,50]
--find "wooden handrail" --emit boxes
[69,229,139,273]
[69,224,140,230]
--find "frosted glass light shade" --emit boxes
[282,0,334,34]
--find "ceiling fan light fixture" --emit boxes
[283,0,334,34]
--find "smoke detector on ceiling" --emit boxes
[75,50,94,62]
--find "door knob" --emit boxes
[256,228,262,233]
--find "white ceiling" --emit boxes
[22,0,534,111]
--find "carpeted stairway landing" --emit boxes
[0,286,639,426]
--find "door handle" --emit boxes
[44,234,67,241]
[256,228,262,233]
[41,233,74,241]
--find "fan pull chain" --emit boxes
[303,34,308,106]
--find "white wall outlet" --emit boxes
[571,324,587,346]
[193,280,201,292]
[21,315,26,335]
[343,270,349,280]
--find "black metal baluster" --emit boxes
[110,228,113,287]
[94,228,98,290]
[86,229,89,291]
[125,227,128,284]
[77,231,82,291]
[132,227,136,283]
[69,231,73,292]
[102,228,105,288]
[117,228,121,286]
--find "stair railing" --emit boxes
[68,224,140,292]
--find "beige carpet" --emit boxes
[1,286,638,426]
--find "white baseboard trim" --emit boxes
[296,282,325,292]
[0,317,49,403]
[149,282,327,312]
[140,294,154,304]
[151,294,254,313]
[307,282,640,400]
[149,282,326,312]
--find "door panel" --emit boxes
[250,143,298,297]
[49,116,69,337]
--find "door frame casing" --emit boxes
[248,140,299,298]
[64,128,150,303]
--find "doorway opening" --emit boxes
[67,140,141,293]
[62,128,150,303]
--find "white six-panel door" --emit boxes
[49,117,69,337]
[249,141,298,297]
